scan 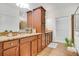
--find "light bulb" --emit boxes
[16,3,30,9]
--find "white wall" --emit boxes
[0,3,19,32]
[53,3,79,17]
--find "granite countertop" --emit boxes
[0,30,52,42]
[0,33,42,42]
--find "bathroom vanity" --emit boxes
[0,6,53,56]
[0,32,52,56]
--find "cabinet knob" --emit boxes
[10,43,13,46]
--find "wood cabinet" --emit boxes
[31,36,38,56]
[0,50,2,56]
[46,33,50,45]
[42,34,46,49]
[45,33,48,46]
[0,32,52,56]
[3,40,19,56]
[37,34,42,52]
[27,6,46,33]
[48,33,50,44]
[27,11,33,27]
[33,7,46,33]
[20,37,31,56]
[49,32,52,43]
[42,32,52,48]
[0,42,2,56]
[45,32,52,46]
[3,40,19,49]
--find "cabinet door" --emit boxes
[49,32,52,42]
[42,34,46,49]
[0,43,2,56]
[20,42,31,56]
[42,23,45,33]
[33,8,42,33]
[33,7,45,33]
[45,33,48,46]
[37,38,42,52]
[3,46,19,56]
[31,39,37,56]
[27,11,33,27]
[41,9,45,33]
[0,50,2,56]
[47,33,50,44]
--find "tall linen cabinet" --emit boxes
[27,6,46,33]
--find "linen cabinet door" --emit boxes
[33,7,46,33]
[27,11,33,27]
[33,8,41,33]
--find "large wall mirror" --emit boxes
[0,3,20,32]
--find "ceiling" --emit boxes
[19,3,79,19]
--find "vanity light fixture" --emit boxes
[16,3,30,9]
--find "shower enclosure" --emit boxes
[56,16,72,43]
[74,14,79,54]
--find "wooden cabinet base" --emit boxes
[0,32,52,56]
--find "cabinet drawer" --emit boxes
[29,36,37,41]
[20,37,31,44]
[20,36,37,44]
[31,36,37,40]
[3,40,19,49]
